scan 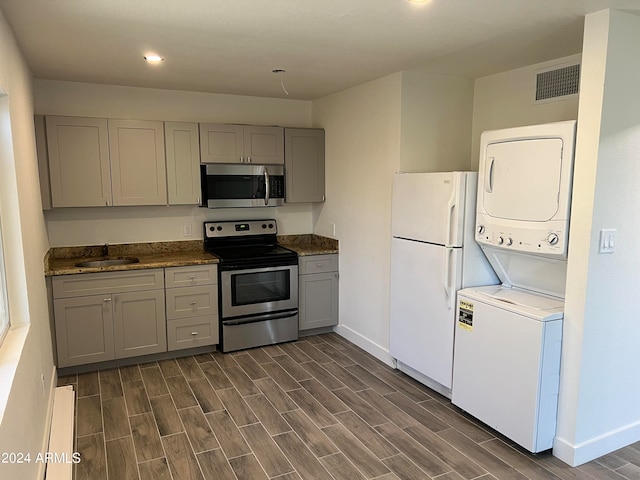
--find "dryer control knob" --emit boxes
[497,236,504,245]
[506,237,513,246]
[477,225,485,235]
[548,233,559,245]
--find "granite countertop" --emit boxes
[278,234,339,256]
[45,235,338,276]
[46,240,218,276]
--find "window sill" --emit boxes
[0,325,30,425]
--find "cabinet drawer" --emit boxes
[299,254,338,275]
[166,285,218,320]
[165,264,217,288]
[52,269,164,298]
[167,316,219,351]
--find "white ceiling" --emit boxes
[0,0,639,100]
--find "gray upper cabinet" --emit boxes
[46,115,112,207]
[109,119,167,206]
[164,122,201,205]
[200,123,284,164]
[243,125,284,164]
[284,128,325,203]
[43,115,168,208]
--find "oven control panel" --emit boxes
[205,220,277,238]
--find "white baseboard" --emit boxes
[554,420,640,466]
[333,324,395,367]
[37,366,58,480]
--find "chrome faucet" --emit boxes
[102,243,109,257]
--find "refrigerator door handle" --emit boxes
[445,186,457,247]
[443,248,454,309]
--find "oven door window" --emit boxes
[231,269,291,306]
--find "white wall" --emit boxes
[311,69,476,363]
[400,70,474,172]
[312,73,402,361]
[555,9,640,466]
[471,54,580,167]
[0,10,55,480]
[33,80,315,246]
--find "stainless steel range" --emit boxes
[204,219,298,352]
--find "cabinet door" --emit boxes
[199,123,244,163]
[244,126,284,164]
[285,128,325,203]
[54,295,115,367]
[165,122,201,205]
[46,116,112,207]
[299,271,338,330]
[109,119,167,206]
[34,115,52,210]
[113,290,166,358]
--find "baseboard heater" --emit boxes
[45,386,75,480]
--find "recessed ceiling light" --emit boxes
[144,54,164,63]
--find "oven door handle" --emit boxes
[264,166,270,206]
[223,309,298,326]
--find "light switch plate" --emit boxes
[599,228,617,253]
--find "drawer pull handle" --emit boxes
[190,301,197,305]
[316,263,323,267]
[103,298,112,302]
[191,331,198,336]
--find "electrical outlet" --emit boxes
[183,224,193,237]
[40,373,45,397]
[331,223,336,236]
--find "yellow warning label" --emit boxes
[458,300,474,331]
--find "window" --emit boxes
[0,215,8,343]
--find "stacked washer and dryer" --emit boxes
[451,120,577,453]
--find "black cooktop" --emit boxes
[206,244,297,263]
[203,220,297,268]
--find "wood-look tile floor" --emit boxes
[58,333,640,480]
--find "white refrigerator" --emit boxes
[389,171,497,396]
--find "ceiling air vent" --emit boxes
[535,63,580,103]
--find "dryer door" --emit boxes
[481,138,563,221]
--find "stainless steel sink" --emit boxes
[75,257,140,268]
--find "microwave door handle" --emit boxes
[264,166,270,205]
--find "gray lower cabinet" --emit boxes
[165,265,219,350]
[53,294,115,366]
[52,269,166,368]
[298,254,339,331]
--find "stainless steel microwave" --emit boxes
[200,164,285,208]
